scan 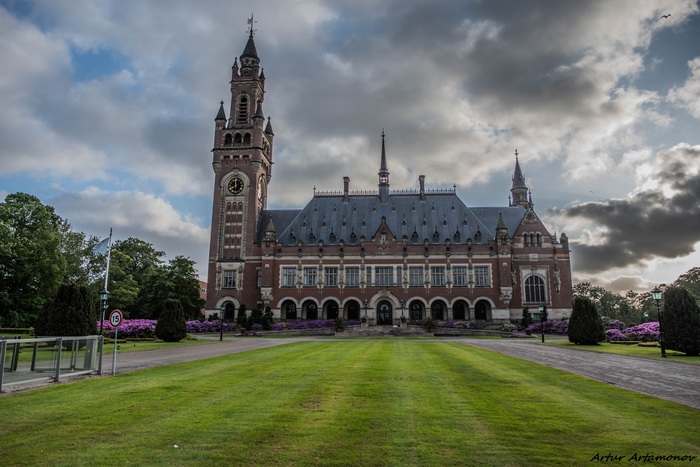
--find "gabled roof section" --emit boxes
[259,192,526,246]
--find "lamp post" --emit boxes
[650,287,667,358]
[219,302,226,342]
[538,304,546,343]
[98,288,110,336]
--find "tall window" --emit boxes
[223,269,236,288]
[256,269,262,288]
[453,266,467,286]
[346,267,359,287]
[365,266,372,285]
[474,266,490,286]
[524,275,546,303]
[303,267,317,287]
[282,267,296,287]
[409,266,423,287]
[375,267,394,286]
[237,95,249,123]
[324,267,338,287]
[431,267,446,286]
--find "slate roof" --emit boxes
[258,192,526,246]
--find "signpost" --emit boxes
[109,309,123,376]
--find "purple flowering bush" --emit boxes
[606,322,659,342]
[97,319,234,338]
[441,320,477,329]
[526,319,569,335]
[604,319,626,331]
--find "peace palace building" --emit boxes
[205,30,573,325]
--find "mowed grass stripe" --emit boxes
[0,341,698,466]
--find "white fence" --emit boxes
[0,336,103,392]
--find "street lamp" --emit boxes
[650,287,667,358]
[538,304,546,343]
[99,288,110,335]
[219,302,226,342]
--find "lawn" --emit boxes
[543,340,700,364]
[0,341,698,466]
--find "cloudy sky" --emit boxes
[2,0,699,293]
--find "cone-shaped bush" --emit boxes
[568,296,605,345]
[36,283,94,336]
[155,299,187,342]
[663,287,700,356]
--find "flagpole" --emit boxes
[103,228,113,292]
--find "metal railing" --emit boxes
[0,335,103,392]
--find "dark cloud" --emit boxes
[554,144,700,273]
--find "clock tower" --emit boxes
[206,19,274,317]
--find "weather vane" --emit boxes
[247,13,257,36]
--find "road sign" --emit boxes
[109,309,123,327]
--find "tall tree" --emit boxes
[135,256,204,320]
[568,296,605,345]
[673,267,700,304]
[36,282,95,337]
[0,193,66,327]
[663,287,700,356]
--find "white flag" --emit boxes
[91,238,110,254]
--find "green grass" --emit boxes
[544,340,700,364]
[1,342,698,466]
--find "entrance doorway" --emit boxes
[475,300,491,320]
[377,301,393,325]
[346,301,360,320]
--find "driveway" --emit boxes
[458,339,700,410]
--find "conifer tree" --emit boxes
[663,287,700,356]
[262,306,274,330]
[521,307,532,327]
[236,304,249,330]
[568,296,605,345]
[154,298,187,342]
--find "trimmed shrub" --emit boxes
[521,307,532,328]
[154,299,187,342]
[663,287,700,356]
[568,296,605,345]
[262,306,274,330]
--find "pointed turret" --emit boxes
[496,213,509,243]
[215,101,226,121]
[264,117,274,136]
[378,130,390,203]
[510,149,530,207]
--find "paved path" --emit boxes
[458,339,700,410]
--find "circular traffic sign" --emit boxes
[109,309,124,327]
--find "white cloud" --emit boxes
[668,57,700,118]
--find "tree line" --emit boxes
[0,193,204,329]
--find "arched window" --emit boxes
[237,96,249,123]
[243,133,251,145]
[224,133,233,145]
[234,133,242,144]
[536,233,542,246]
[524,275,546,303]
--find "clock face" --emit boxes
[228,178,244,194]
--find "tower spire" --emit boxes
[510,148,529,207]
[378,130,390,203]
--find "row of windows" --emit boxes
[222,269,547,304]
[280,265,491,288]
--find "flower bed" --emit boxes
[525,319,568,335]
[605,322,659,342]
[97,319,235,339]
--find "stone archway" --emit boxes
[377,300,393,325]
[409,300,424,321]
[325,301,339,319]
[223,302,236,321]
[304,301,318,320]
[431,300,446,320]
[475,300,491,320]
[345,300,361,320]
[282,300,297,320]
[453,300,468,320]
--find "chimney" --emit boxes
[343,176,350,203]
[419,175,425,201]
